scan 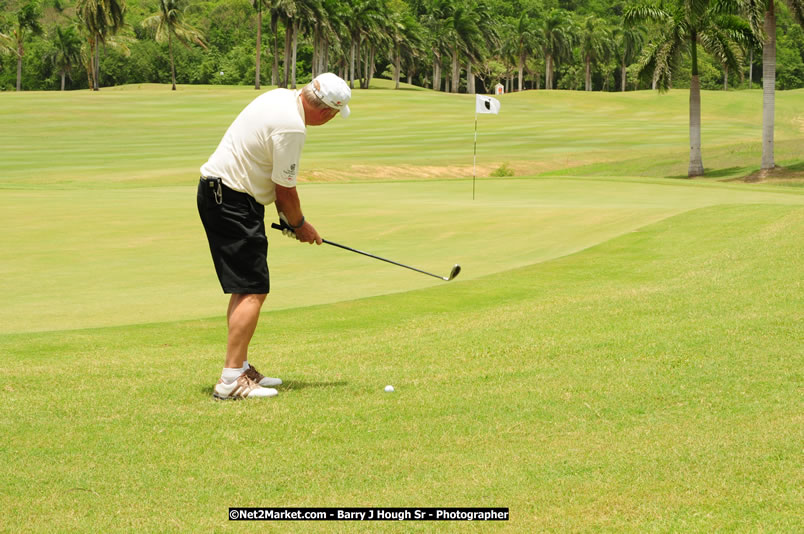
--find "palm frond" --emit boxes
[624,4,672,25]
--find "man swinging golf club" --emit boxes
[197,73,351,400]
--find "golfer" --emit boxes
[198,72,351,400]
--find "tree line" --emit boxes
[1,0,803,93]
[1,0,803,177]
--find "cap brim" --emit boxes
[339,105,350,119]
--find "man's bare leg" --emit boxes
[225,293,267,370]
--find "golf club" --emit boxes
[270,222,461,282]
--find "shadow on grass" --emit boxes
[667,166,746,180]
[784,161,804,172]
[283,380,349,390]
[200,380,348,396]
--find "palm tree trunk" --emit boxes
[16,43,22,91]
[688,75,704,177]
[322,36,329,74]
[348,39,355,88]
[688,30,704,177]
[585,56,592,91]
[282,19,291,88]
[723,66,728,90]
[291,20,298,89]
[367,44,376,88]
[169,33,177,91]
[467,62,474,94]
[255,2,262,89]
[433,52,441,91]
[621,58,626,91]
[450,48,459,93]
[94,38,100,90]
[748,48,753,86]
[361,38,368,89]
[518,52,524,91]
[359,45,365,88]
[271,15,279,86]
[61,72,66,91]
[444,63,450,93]
[394,46,400,89]
[86,35,96,91]
[761,4,776,170]
[311,26,318,78]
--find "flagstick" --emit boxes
[473,114,478,200]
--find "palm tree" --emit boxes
[579,15,613,91]
[0,32,12,56]
[707,13,756,90]
[293,0,325,88]
[626,1,747,177]
[252,0,266,89]
[615,24,646,91]
[8,0,43,91]
[389,8,425,89]
[752,0,804,171]
[46,25,83,90]
[423,1,450,91]
[76,0,125,91]
[513,12,539,91]
[466,0,499,94]
[141,0,206,90]
[541,9,575,90]
[344,0,384,89]
[446,3,484,93]
[268,0,294,87]
[311,0,342,78]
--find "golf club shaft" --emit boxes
[270,223,449,280]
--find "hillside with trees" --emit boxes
[1,0,803,93]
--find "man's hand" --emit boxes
[294,221,323,245]
[277,213,322,245]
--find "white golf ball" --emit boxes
[384,385,395,393]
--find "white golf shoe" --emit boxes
[244,364,283,387]
[213,373,277,400]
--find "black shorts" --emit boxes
[197,177,270,294]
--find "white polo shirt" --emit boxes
[201,88,306,205]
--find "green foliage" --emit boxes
[490,162,515,176]
[1,0,804,91]
[776,30,804,89]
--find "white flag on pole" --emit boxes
[475,94,501,115]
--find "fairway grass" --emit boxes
[2,83,803,186]
[1,204,802,532]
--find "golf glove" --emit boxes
[278,213,298,240]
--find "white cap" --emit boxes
[311,72,351,118]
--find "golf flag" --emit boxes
[476,94,501,115]
[473,94,501,200]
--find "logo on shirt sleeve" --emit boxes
[282,164,297,181]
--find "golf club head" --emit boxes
[446,264,461,281]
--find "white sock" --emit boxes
[221,367,243,384]
[242,360,251,371]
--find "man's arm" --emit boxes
[274,184,322,245]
